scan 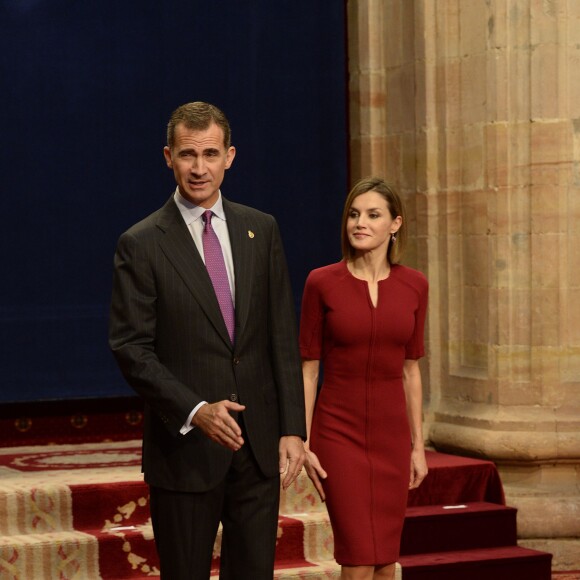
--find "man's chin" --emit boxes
[182,187,218,207]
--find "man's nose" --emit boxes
[191,157,206,175]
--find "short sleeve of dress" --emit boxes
[405,275,428,360]
[299,271,325,360]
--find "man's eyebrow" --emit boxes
[177,146,221,153]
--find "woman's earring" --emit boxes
[391,233,397,243]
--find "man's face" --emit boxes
[163,122,236,208]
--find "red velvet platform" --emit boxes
[0,396,144,447]
[400,451,552,580]
[409,450,505,506]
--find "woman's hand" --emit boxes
[409,447,428,489]
[304,447,328,501]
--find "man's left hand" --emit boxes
[278,436,306,490]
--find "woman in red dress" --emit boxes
[299,177,429,580]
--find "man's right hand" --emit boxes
[191,401,246,451]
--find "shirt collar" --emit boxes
[173,188,227,225]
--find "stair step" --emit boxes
[98,513,332,578]
[399,545,552,580]
[0,520,334,580]
[0,531,101,578]
[280,471,327,514]
[283,510,334,564]
[71,480,150,534]
[401,501,518,555]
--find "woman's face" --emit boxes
[346,191,402,256]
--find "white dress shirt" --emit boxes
[173,188,236,299]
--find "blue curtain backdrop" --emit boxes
[0,0,348,402]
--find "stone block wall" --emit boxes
[347,0,580,569]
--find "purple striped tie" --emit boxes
[202,210,235,343]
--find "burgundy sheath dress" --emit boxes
[299,261,428,566]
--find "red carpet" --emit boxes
[0,440,330,579]
[0,405,570,578]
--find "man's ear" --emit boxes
[163,146,173,168]
[225,146,236,169]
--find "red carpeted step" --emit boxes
[95,528,159,578]
[71,480,150,532]
[401,501,518,555]
[399,545,552,580]
[86,513,319,578]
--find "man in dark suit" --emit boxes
[109,101,306,579]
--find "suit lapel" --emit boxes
[156,197,232,348]
[224,199,254,347]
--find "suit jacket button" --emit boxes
[230,393,238,402]
[233,357,240,365]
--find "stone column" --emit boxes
[347,0,580,569]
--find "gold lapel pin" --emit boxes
[248,230,255,239]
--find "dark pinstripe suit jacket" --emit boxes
[109,195,306,492]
